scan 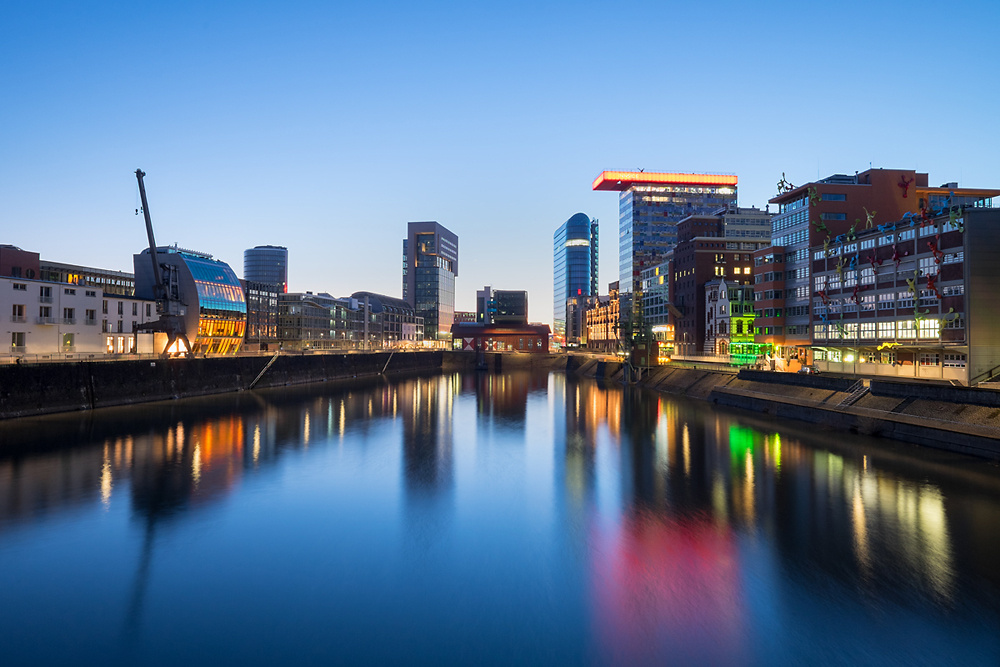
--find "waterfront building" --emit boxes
[39,259,135,297]
[242,279,280,351]
[279,292,364,350]
[133,246,246,355]
[704,278,756,361]
[453,311,476,324]
[351,292,425,348]
[585,281,620,353]
[670,214,770,356]
[403,222,458,342]
[552,213,598,345]
[3,276,157,358]
[760,168,998,370]
[807,206,1000,384]
[451,321,550,353]
[592,171,738,334]
[244,245,288,294]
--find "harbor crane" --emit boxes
[134,169,192,357]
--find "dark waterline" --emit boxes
[1,371,999,666]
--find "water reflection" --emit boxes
[0,371,998,664]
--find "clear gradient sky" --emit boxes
[2,1,998,324]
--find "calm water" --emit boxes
[1,371,999,666]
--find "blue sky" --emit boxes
[2,1,998,323]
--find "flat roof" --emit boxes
[592,171,738,191]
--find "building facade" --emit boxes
[476,286,529,326]
[565,295,599,347]
[134,246,247,355]
[452,322,551,353]
[39,260,135,297]
[243,279,281,351]
[244,245,288,294]
[761,168,998,370]
[808,207,1000,385]
[552,213,598,345]
[403,222,458,341]
[351,292,425,348]
[3,276,157,358]
[592,171,738,334]
[704,278,756,361]
[585,281,620,353]
[669,216,770,356]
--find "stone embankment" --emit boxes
[570,359,1000,459]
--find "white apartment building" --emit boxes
[3,277,158,359]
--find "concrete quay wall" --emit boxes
[569,362,1000,459]
[0,351,447,420]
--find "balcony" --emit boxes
[36,316,56,325]
[85,318,97,326]
[39,295,53,303]
[62,318,77,325]
[11,345,25,354]
[62,346,76,353]
[10,315,26,323]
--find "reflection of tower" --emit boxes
[474,371,542,432]
[400,375,454,498]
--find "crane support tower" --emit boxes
[133,169,193,357]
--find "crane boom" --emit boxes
[135,169,164,304]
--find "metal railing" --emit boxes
[39,295,53,303]
[10,315,26,323]
[84,318,97,326]
[35,316,56,325]
[62,318,76,325]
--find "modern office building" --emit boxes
[476,286,529,326]
[565,295,598,347]
[553,213,598,345]
[134,246,247,355]
[808,206,1000,385]
[593,171,738,333]
[454,311,477,324]
[760,168,998,370]
[244,245,288,294]
[403,222,458,341]
[243,279,281,351]
[279,292,357,351]
[351,291,425,348]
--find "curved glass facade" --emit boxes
[553,213,598,344]
[182,253,246,354]
[243,246,288,293]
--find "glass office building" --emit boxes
[553,213,598,345]
[593,172,737,330]
[134,246,247,355]
[403,222,458,341]
[243,245,288,293]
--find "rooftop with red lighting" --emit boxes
[592,171,738,191]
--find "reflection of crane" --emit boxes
[134,169,192,357]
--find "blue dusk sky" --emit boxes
[2,1,998,323]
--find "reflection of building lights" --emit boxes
[100,447,112,507]
[193,444,201,486]
[253,425,260,465]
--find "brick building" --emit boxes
[809,207,1000,385]
[760,168,998,370]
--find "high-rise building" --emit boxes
[403,222,458,341]
[552,213,598,345]
[243,245,288,294]
[593,171,737,335]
